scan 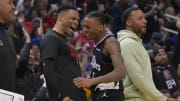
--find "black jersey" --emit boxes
[41,29,86,101]
[90,34,123,92]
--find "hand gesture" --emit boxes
[37,19,44,37]
[22,27,30,43]
[73,77,93,88]
[63,96,74,101]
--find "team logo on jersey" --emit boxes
[90,55,101,78]
[163,69,177,89]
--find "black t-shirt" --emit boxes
[40,29,86,101]
[152,64,178,94]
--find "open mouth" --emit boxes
[70,26,75,31]
[70,24,77,31]
[68,25,77,35]
[143,25,147,29]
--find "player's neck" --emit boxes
[53,25,66,37]
[95,31,106,43]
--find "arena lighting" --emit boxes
[161,26,178,35]
[164,13,178,20]
[162,13,179,35]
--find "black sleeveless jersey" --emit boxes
[90,34,123,91]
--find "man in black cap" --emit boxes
[152,47,178,95]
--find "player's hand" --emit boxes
[73,77,93,88]
[63,96,74,101]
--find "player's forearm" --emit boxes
[92,69,124,85]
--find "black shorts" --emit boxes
[91,89,124,101]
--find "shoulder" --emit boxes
[105,36,118,43]
[104,36,121,55]
[42,30,63,42]
[120,37,138,46]
[104,36,120,49]
[41,31,61,47]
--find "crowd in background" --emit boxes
[9,0,180,100]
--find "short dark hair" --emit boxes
[86,11,112,25]
[57,5,77,14]
[121,7,140,26]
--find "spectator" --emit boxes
[16,27,42,100]
[152,47,178,94]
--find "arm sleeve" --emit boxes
[16,43,31,77]
[19,43,31,62]
[40,36,65,101]
[40,36,58,61]
[43,59,64,101]
[121,42,167,101]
